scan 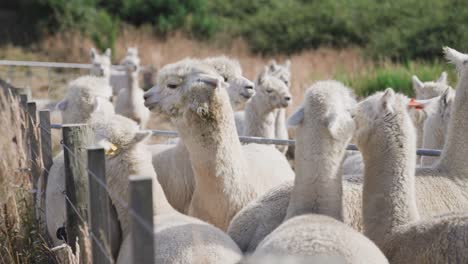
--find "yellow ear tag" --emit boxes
[105,143,118,156]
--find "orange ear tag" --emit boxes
[105,143,118,156]
[408,98,424,110]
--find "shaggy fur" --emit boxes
[251,215,388,264]
[114,49,150,129]
[227,81,364,252]
[354,88,468,263]
[144,59,293,230]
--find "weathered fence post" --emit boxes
[38,110,52,238]
[87,147,113,264]
[27,102,41,205]
[62,124,93,261]
[130,175,155,264]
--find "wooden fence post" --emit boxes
[87,147,112,264]
[27,102,41,209]
[130,175,155,264]
[62,124,93,261]
[38,110,52,237]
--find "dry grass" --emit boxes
[0,89,56,263]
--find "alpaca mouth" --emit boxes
[240,92,253,99]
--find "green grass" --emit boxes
[336,61,456,98]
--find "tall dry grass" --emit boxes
[0,88,55,263]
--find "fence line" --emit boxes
[0,59,148,71]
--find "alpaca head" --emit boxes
[266,59,291,86]
[120,47,140,73]
[57,76,114,123]
[90,48,112,78]
[288,80,355,141]
[352,88,415,151]
[94,114,152,156]
[203,56,255,111]
[144,59,226,120]
[412,72,450,99]
[256,67,292,110]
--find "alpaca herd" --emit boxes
[40,45,468,263]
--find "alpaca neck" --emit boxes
[126,71,141,106]
[274,108,288,139]
[361,112,419,247]
[437,71,468,172]
[285,124,348,221]
[421,116,446,166]
[177,89,250,210]
[243,94,276,138]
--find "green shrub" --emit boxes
[337,61,456,98]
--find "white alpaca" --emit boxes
[45,76,116,246]
[248,81,388,263]
[238,68,292,139]
[412,71,450,100]
[114,51,150,129]
[110,47,139,95]
[227,81,363,252]
[421,88,454,166]
[150,57,258,213]
[144,59,294,230]
[91,116,242,264]
[90,48,112,85]
[204,56,255,111]
[354,88,468,263]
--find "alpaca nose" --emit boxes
[285,96,291,101]
[143,93,150,100]
[245,85,254,90]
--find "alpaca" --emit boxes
[110,47,141,97]
[421,88,454,166]
[90,48,112,85]
[92,116,242,264]
[114,53,150,129]
[203,56,255,111]
[227,81,363,252]
[144,59,294,230]
[240,67,292,139]
[150,57,281,214]
[247,81,388,263]
[412,71,450,100]
[354,88,468,263]
[44,76,122,255]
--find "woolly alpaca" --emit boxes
[354,88,468,263]
[421,88,454,166]
[144,59,294,230]
[150,56,256,213]
[203,56,255,111]
[227,81,363,252]
[247,81,388,263]
[110,47,141,96]
[90,48,112,84]
[412,71,450,100]
[91,116,242,264]
[268,60,291,154]
[45,76,117,246]
[238,67,292,139]
[114,51,150,129]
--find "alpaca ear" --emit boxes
[56,99,68,111]
[198,74,220,89]
[283,59,291,70]
[105,48,111,57]
[443,46,468,66]
[132,130,152,145]
[90,48,97,59]
[412,75,424,91]
[287,106,305,128]
[437,71,448,84]
[380,88,396,114]
[258,66,268,85]
[268,60,278,72]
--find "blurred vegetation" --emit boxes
[1,0,468,60]
[336,61,456,98]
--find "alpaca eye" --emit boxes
[167,84,178,89]
[223,76,228,82]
